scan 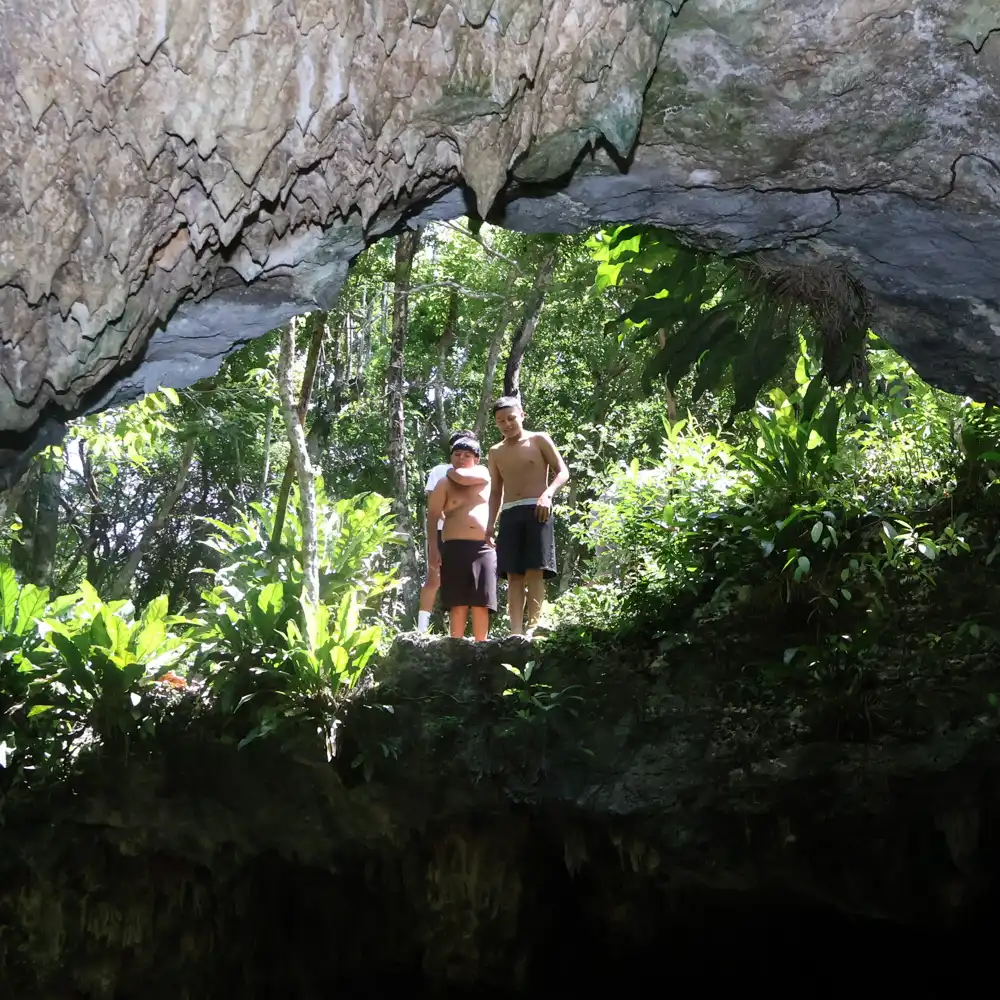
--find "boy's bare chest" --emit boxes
[496,439,544,478]
[444,481,489,511]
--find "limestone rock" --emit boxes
[2,0,1000,475]
[1,632,998,994]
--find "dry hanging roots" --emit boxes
[744,257,874,387]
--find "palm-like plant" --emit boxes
[593,227,873,416]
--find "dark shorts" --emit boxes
[496,503,557,580]
[440,539,498,612]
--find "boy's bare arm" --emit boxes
[426,481,448,566]
[446,465,490,486]
[485,448,503,544]
[534,434,570,521]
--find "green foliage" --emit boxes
[189,485,398,752]
[199,480,399,612]
[192,583,382,752]
[75,388,181,471]
[553,340,985,677]
[0,566,191,774]
[1,477,398,775]
[591,226,872,417]
[501,659,584,722]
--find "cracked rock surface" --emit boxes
[2,0,1000,475]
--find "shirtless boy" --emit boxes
[485,397,570,635]
[417,429,475,634]
[427,436,497,642]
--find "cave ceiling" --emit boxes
[2,0,1000,478]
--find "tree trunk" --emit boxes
[1,465,36,571]
[332,311,345,416]
[503,247,559,402]
[344,308,353,385]
[473,303,516,439]
[32,459,62,587]
[557,480,582,595]
[387,227,422,617]
[434,291,459,448]
[269,316,325,550]
[110,438,197,599]
[170,460,213,611]
[9,470,38,579]
[658,329,678,425]
[257,405,274,503]
[357,287,368,374]
[277,321,320,608]
[81,444,105,586]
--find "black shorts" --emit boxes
[496,503,557,580]
[440,539,498,611]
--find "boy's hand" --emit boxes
[429,547,441,569]
[535,491,552,522]
[485,525,496,547]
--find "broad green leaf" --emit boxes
[49,632,85,672]
[815,397,842,454]
[336,591,359,642]
[800,378,826,424]
[14,584,49,637]
[257,582,282,617]
[134,620,166,662]
[46,591,82,620]
[331,645,349,673]
[140,595,169,628]
[0,565,18,632]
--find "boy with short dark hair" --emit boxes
[485,397,570,635]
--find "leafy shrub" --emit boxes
[1,567,191,775]
[191,485,397,753]
[566,359,975,657]
[192,582,382,753]
[200,479,399,614]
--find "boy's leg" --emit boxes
[417,529,442,631]
[524,570,545,631]
[470,606,489,642]
[521,510,556,633]
[449,606,469,638]
[507,575,527,634]
[418,565,439,614]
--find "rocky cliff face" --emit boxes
[2,634,998,996]
[3,1,1000,474]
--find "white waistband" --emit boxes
[502,497,538,512]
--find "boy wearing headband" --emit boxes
[426,436,497,642]
[417,429,475,633]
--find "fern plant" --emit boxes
[591,226,873,416]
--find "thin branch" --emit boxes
[110,438,197,599]
[405,280,511,301]
[439,221,523,272]
[277,322,320,609]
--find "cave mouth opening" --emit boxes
[184,821,996,999]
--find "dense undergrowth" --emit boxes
[5,221,1000,794]
[4,335,1000,795]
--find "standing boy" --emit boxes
[417,429,475,633]
[427,436,497,642]
[485,397,570,635]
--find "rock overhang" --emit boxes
[2,0,1000,480]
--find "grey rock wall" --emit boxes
[2,0,1000,472]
